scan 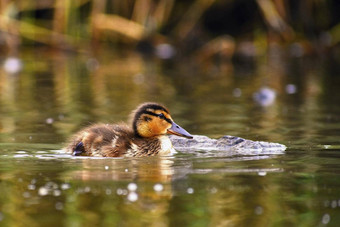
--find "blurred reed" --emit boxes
[0,0,339,57]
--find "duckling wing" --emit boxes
[66,123,133,157]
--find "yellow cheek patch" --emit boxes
[137,120,153,137]
[149,119,169,135]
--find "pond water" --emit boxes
[0,49,340,226]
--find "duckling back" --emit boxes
[66,123,134,157]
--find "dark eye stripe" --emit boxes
[144,111,172,123]
[163,117,172,123]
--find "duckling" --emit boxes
[65,102,193,157]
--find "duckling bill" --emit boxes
[65,102,193,157]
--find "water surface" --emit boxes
[0,50,340,226]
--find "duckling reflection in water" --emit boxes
[66,103,193,157]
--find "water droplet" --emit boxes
[322,213,330,224]
[46,182,58,189]
[187,188,194,194]
[253,87,276,107]
[38,187,49,196]
[117,188,124,195]
[127,183,137,192]
[61,183,70,190]
[255,206,263,215]
[331,200,337,208]
[210,187,217,194]
[105,188,112,195]
[23,191,31,198]
[153,183,164,192]
[117,188,122,195]
[286,84,297,94]
[28,184,36,190]
[55,202,63,210]
[155,43,176,59]
[233,88,242,97]
[46,118,54,124]
[53,190,61,197]
[258,171,267,176]
[3,57,22,74]
[127,192,138,202]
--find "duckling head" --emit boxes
[131,102,193,139]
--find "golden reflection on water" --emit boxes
[68,157,175,183]
[0,154,176,227]
[0,151,288,227]
[64,157,175,227]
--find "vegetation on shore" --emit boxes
[0,0,340,58]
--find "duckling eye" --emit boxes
[158,113,165,119]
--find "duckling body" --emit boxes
[65,103,192,157]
